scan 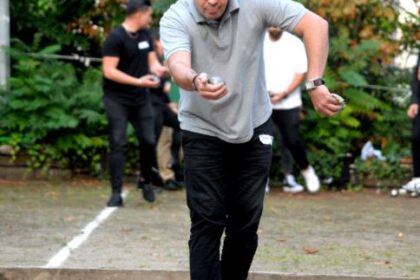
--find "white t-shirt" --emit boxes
[263,32,307,110]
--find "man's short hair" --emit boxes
[125,0,151,16]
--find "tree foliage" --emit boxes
[0,40,108,174]
[4,0,419,179]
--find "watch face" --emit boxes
[305,79,325,90]
[305,81,315,90]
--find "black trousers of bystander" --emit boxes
[104,96,157,193]
[412,112,420,177]
[271,108,309,170]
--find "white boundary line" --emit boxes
[44,190,129,268]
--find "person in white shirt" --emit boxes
[264,27,320,193]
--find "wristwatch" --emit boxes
[305,79,325,91]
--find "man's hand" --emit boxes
[152,64,169,78]
[407,104,419,119]
[308,85,342,116]
[149,51,169,78]
[138,74,160,88]
[194,73,228,100]
[269,91,287,104]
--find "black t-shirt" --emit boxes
[150,77,171,106]
[102,26,153,105]
[411,53,419,105]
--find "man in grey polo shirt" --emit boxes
[160,0,341,279]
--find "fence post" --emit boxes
[0,0,10,88]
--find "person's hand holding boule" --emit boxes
[193,73,228,100]
[138,74,161,88]
[152,64,169,78]
[308,85,342,116]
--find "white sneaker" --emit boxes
[283,174,304,193]
[302,166,320,193]
[402,178,420,192]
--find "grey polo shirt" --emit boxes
[160,0,308,143]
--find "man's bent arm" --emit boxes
[103,56,142,87]
[167,51,197,91]
[292,12,341,116]
[103,56,157,88]
[293,11,329,81]
[286,73,305,94]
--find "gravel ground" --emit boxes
[0,178,419,279]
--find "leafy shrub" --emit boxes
[0,41,108,175]
[295,0,418,184]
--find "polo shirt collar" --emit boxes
[190,0,240,24]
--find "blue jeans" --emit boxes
[182,119,273,280]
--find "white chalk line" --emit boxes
[44,190,129,268]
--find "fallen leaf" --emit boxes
[303,246,319,255]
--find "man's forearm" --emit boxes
[285,73,305,94]
[169,61,198,91]
[294,12,329,80]
[104,68,140,87]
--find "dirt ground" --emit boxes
[0,178,419,279]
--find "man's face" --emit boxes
[268,27,283,41]
[195,0,229,21]
[132,7,153,29]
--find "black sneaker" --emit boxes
[169,161,184,182]
[151,167,164,187]
[164,179,183,191]
[141,183,156,203]
[107,193,123,207]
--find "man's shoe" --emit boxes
[283,174,304,193]
[164,179,183,191]
[141,183,156,203]
[151,168,164,187]
[402,177,420,192]
[302,166,320,193]
[107,193,123,207]
[283,185,304,193]
[169,161,184,182]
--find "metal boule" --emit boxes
[331,93,345,108]
[208,76,225,85]
[150,75,160,83]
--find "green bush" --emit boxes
[4,0,419,183]
[293,0,418,185]
[0,40,108,175]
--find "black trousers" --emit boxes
[152,102,182,176]
[272,108,309,170]
[152,102,180,139]
[182,119,274,280]
[412,112,420,177]
[104,96,157,193]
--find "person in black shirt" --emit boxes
[401,52,420,192]
[102,0,166,206]
[149,29,183,191]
